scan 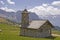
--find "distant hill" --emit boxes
[0,17,17,25]
[54,26,60,31]
[0,17,9,23]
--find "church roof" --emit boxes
[27,20,46,29]
[27,20,53,29]
[20,20,53,29]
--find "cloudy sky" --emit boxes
[0,0,60,15]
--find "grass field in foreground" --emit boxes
[0,23,60,40]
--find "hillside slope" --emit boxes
[0,17,16,24]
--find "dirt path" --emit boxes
[52,34,60,37]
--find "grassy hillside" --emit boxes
[0,23,60,40]
[52,29,60,35]
[0,17,8,23]
[0,17,18,25]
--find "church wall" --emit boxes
[20,26,51,37]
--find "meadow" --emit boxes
[0,23,60,40]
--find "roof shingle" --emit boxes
[28,20,47,29]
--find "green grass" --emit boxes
[52,29,60,35]
[0,23,60,40]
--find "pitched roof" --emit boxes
[20,20,53,29]
[27,20,47,29]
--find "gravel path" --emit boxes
[52,34,60,37]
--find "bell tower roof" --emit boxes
[22,9,28,13]
[24,9,27,11]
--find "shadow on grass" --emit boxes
[20,35,56,40]
[45,36,56,40]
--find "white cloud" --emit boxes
[0,7,15,12]
[7,0,15,5]
[52,1,60,6]
[28,4,60,16]
[0,1,5,5]
[42,4,49,7]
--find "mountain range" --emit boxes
[0,9,40,23]
[0,9,60,28]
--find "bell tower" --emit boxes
[21,9,29,28]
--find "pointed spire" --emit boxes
[24,9,27,12]
[22,9,28,13]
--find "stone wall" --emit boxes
[20,28,51,37]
